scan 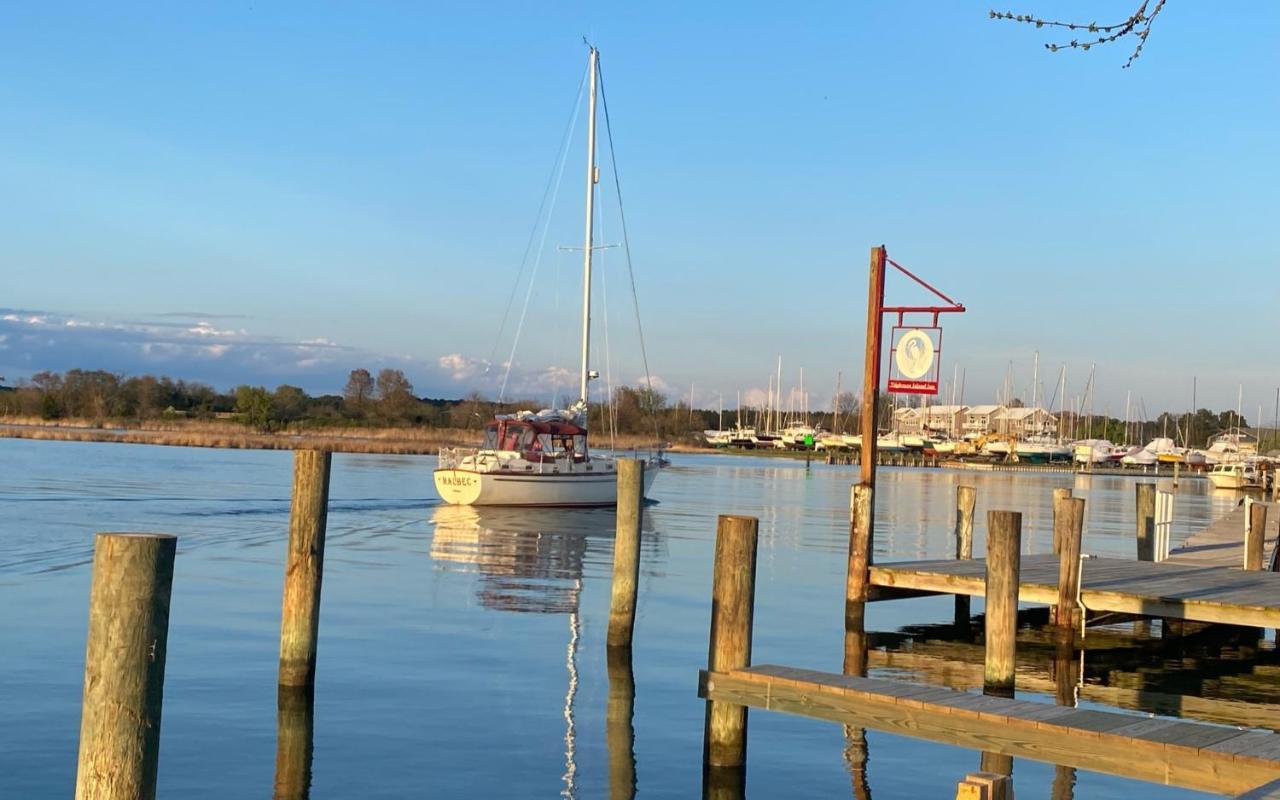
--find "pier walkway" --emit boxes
[700,664,1280,795]
[1169,500,1280,569]
[868,554,1280,628]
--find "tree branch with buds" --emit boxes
[990,0,1167,68]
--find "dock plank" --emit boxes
[701,664,1280,794]
[868,554,1280,628]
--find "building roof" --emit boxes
[994,406,1057,420]
[966,404,1003,416]
[924,405,967,414]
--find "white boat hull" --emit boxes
[435,463,659,507]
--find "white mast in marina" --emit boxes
[576,47,599,414]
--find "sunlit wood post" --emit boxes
[844,483,874,675]
[954,485,976,630]
[859,246,887,488]
[956,771,1011,799]
[75,532,177,800]
[984,511,1022,698]
[1135,483,1156,561]
[279,449,331,687]
[1054,498,1086,639]
[1051,487,1072,554]
[1246,501,1268,571]
[704,515,758,769]
[608,459,644,648]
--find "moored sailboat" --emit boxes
[435,46,664,506]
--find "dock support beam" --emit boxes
[704,515,759,770]
[279,449,331,688]
[608,458,645,648]
[984,511,1022,698]
[954,486,976,632]
[1136,483,1156,562]
[75,533,177,800]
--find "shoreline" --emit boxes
[0,418,693,456]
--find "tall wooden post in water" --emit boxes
[608,458,644,649]
[1054,497,1086,638]
[704,515,759,770]
[75,532,177,800]
[844,484,874,675]
[953,486,976,631]
[984,511,1022,698]
[279,449,332,688]
[1051,487,1072,554]
[1246,502,1268,571]
[859,245,887,489]
[1135,483,1156,562]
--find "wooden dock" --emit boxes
[700,664,1280,795]
[1170,500,1280,569]
[869,554,1280,628]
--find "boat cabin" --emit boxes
[482,417,588,462]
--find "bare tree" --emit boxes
[991,1,1168,67]
[342,368,375,415]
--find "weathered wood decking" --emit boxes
[700,664,1280,795]
[869,554,1280,628]
[1170,500,1279,568]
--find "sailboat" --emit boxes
[434,46,663,507]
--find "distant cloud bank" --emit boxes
[0,308,661,403]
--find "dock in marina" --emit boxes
[699,664,1280,796]
[1169,500,1280,569]
[868,553,1280,628]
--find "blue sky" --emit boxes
[1,3,1277,420]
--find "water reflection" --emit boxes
[428,505,660,799]
[606,647,637,800]
[273,686,314,800]
[428,505,660,613]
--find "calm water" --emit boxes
[0,439,1245,798]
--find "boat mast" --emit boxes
[577,47,599,411]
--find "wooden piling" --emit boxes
[273,686,315,800]
[608,458,645,649]
[1135,483,1156,562]
[1054,497,1085,638]
[704,515,759,769]
[279,449,332,688]
[606,647,637,800]
[954,486,976,631]
[844,483,874,675]
[1051,487,1072,554]
[984,511,1022,698]
[1246,501,1268,571]
[956,771,1011,800]
[75,532,177,800]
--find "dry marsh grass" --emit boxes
[0,416,681,455]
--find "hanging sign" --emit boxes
[887,326,941,395]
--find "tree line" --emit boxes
[0,368,686,436]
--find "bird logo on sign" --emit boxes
[895,329,934,379]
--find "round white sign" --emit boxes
[895,329,934,379]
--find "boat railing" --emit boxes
[437,446,480,470]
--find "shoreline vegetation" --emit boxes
[0,416,685,455]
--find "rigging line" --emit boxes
[598,174,617,451]
[499,77,586,403]
[487,64,589,380]
[597,63,660,445]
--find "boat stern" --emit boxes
[434,469,484,505]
